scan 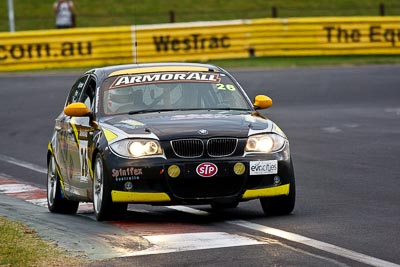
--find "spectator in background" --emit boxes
[53,0,75,28]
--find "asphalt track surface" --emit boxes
[0,65,399,266]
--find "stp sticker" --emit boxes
[249,160,278,175]
[196,162,218,177]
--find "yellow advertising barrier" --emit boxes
[0,26,134,71]
[247,17,400,57]
[135,20,250,63]
[1,16,400,71]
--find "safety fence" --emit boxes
[1,16,400,71]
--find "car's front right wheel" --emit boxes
[93,154,127,221]
[260,160,296,216]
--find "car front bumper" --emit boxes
[103,147,293,205]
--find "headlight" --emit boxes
[245,134,286,153]
[110,139,163,158]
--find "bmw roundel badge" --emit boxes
[198,129,208,135]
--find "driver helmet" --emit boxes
[107,87,134,113]
[153,82,180,108]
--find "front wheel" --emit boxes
[93,154,127,221]
[260,161,296,216]
[47,154,79,214]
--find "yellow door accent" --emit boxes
[103,128,118,142]
[242,184,290,200]
[87,157,93,180]
[111,190,171,202]
[70,117,80,145]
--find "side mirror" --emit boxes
[253,95,273,109]
[64,102,91,117]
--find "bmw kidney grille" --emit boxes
[171,138,238,158]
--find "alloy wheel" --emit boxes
[47,156,57,207]
[93,156,104,214]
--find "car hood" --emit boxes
[99,110,275,141]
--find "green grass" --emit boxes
[0,216,86,267]
[1,0,400,32]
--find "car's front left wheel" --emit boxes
[47,154,79,214]
[93,154,127,221]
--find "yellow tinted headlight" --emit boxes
[245,134,285,153]
[110,139,163,158]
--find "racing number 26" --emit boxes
[216,83,236,91]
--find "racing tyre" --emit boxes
[93,154,127,221]
[47,155,79,214]
[260,160,296,216]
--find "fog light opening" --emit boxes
[168,165,181,178]
[234,162,246,175]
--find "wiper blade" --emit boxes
[128,109,176,115]
[128,108,249,115]
[208,108,249,111]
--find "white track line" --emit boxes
[127,232,263,257]
[168,206,399,267]
[0,183,41,193]
[0,154,47,174]
[166,205,209,216]
[228,220,399,267]
[27,198,48,207]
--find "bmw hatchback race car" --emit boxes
[47,62,295,221]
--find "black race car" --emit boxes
[47,62,295,221]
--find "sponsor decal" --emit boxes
[0,41,92,62]
[112,167,143,178]
[120,120,144,126]
[153,34,230,52]
[114,120,145,130]
[273,176,281,185]
[78,130,88,139]
[196,162,218,177]
[249,160,278,175]
[124,181,133,190]
[323,25,400,47]
[110,72,221,88]
[170,114,228,120]
[216,83,236,91]
[115,176,139,182]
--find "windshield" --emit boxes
[100,71,251,115]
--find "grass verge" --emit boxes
[1,0,400,32]
[0,216,86,267]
